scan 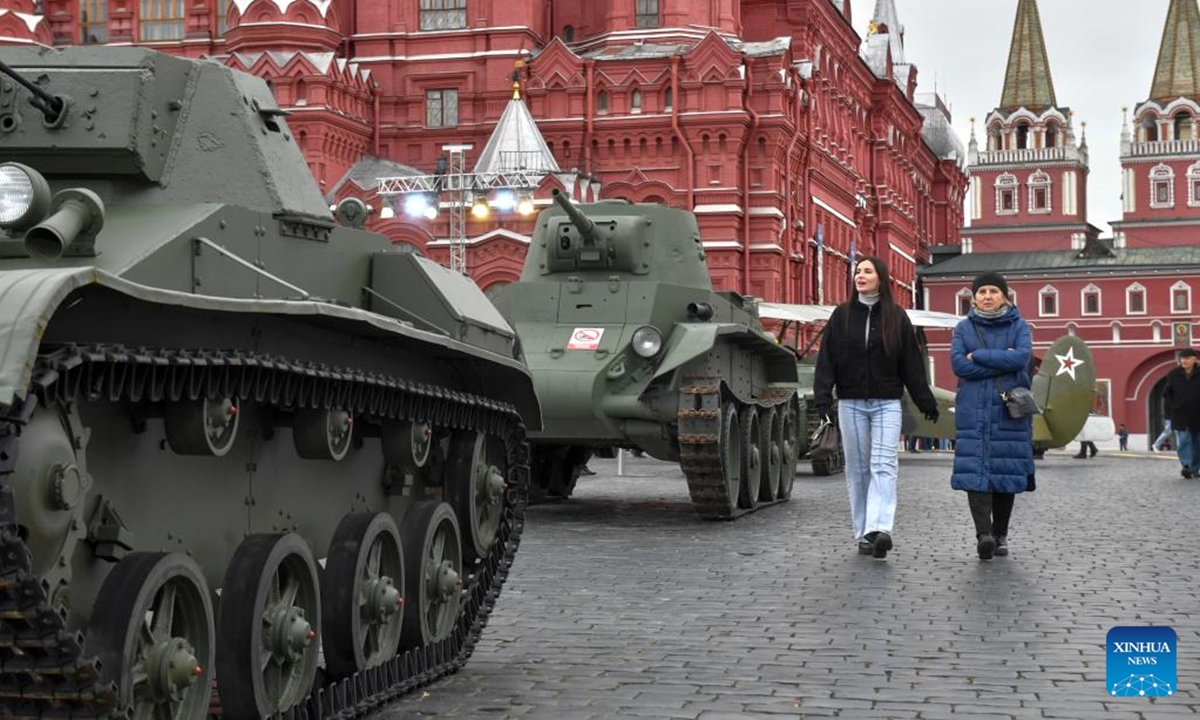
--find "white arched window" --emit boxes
[1112,322,1122,343]
[1126,282,1147,314]
[1028,170,1051,213]
[1039,285,1059,317]
[1081,283,1102,316]
[995,173,1018,215]
[956,288,973,316]
[1188,161,1200,207]
[631,89,643,114]
[1153,321,1163,342]
[1150,163,1175,208]
[1171,280,1192,313]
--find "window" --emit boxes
[956,289,972,316]
[635,0,660,27]
[1188,162,1200,207]
[1171,281,1192,313]
[425,89,458,128]
[1150,163,1175,208]
[139,0,185,40]
[420,0,467,31]
[1175,111,1193,141]
[81,0,108,43]
[664,88,673,112]
[1039,286,1058,317]
[1112,323,1121,343]
[1045,124,1059,148]
[1028,170,1051,213]
[1081,284,1101,316]
[1142,114,1159,142]
[988,123,1002,151]
[597,90,608,115]
[995,173,1018,215]
[216,0,229,35]
[562,25,574,42]
[631,89,642,114]
[1127,283,1146,314]
[1016,123,1030,149]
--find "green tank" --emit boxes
[0,46,539,718]
[494,191,802,519]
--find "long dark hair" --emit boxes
[842,256,904,358]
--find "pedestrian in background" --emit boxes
[1117,423,1129,452]
[1153,417,1173,451]
[1073,439,1098,459]
[1164,348,1200,478]
[950,272,1034,560]
[813,257,939,560]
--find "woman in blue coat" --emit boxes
[951,272,1034,560]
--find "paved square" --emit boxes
[373,450,1200,718]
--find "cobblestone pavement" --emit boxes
[373,449,1200,719]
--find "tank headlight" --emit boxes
[0,162,50,231]
[631,326,663,358]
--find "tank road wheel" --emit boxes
[381,420,434,473]
[449,432,507,562]
[758,408,783,503]
[86,552,215,720]
[401,501,463,649]
[716,402,742,517]
[778,403,798,500]
[737,407,761,510]
[216,534,321,719]
[163,397,238,456]
[293,407,354,461]
[323,513,405,678]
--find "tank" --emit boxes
[0,46,539,718]
[494,190,801,519]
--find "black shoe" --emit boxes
[993,536,1008,557]
[871,531,892,559]
[579,466,596,476]
[1073,454,1087,459]
[977,533,995,560]
[857,538,874,555]
[1184,468,1195,479]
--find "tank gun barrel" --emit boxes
[0,58,66,125]
[551,188,599,243]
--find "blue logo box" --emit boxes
[1107,626,1176,697]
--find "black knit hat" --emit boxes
[972,271,1009,297]
[1181,348,1198,359]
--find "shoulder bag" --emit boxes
[972,323,1041,419]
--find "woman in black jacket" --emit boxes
[813,257,938,559]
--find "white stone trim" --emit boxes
[1149,163,1175,209]
[1187,161,1200,208]
[693,204,743,214]
[1080,283,1102,316]
[956,288,973,316]
[1028,169,1052,214]
[1125,282,1147,315]
[994,173,1018,215]
[1171,280,1193,314]
[812,196,857,227]
[1038,285,1059,318]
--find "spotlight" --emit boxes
[403,193,431,218]
[423,204,439,220]
[516,193,536,216]
[493,189,516,211]
[471,196,490,219]
[379,205,395,219]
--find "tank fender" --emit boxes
[650,323,798,383]
[0,268,541,428]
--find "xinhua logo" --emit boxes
[1107,626,1176,697]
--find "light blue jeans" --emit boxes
[1176,428,1200,472]
[838,398,903,541]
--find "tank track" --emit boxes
[677,374,795,520]
[0,342,530,719]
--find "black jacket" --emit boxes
[812,299,936,414]
[1164,365,1200,431]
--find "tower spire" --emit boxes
[999,0,1057,111]
[1149,0,1200,102]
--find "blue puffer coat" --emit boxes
[950,306,1034,494]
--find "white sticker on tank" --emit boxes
[567,328,605,350]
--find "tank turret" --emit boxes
[0,46,537,719]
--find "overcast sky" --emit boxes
[847,0,1170,234]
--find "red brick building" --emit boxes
[5,0,966,308]
[921,0,1200,449]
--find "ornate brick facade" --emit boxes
[1,0,966,307]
